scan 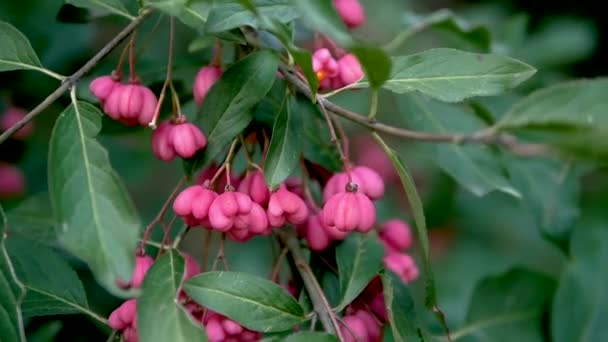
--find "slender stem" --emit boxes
[212,233,230,271]
[30,66,66,81]
[281,227,344,340]
[318,99,351,172]
[0,11,151,145]
[149,17,175,128]
[201,230,212,272]
[331,115,350,162]
[278,65,551,157]
[270,247,288,282]
[139,177,185,253]
[368,90,378,121]
[171,225,189,249]
[114,41,130,78]
[128,32,137,82]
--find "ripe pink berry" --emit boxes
[324,166,385,201]
[174,185,205,227]
[206,316,226,342]
[168,122,208,159]
[151,121,176,162]
[221,319,243,335]
[353,136,398,182]
[130,255,154,288]
[267,185,309,227]
[108,298,137,331]
[247,202,269,234]
[313,48,340,90]
[340,315,369,342]
[103,83,158,126]
[333,0,365,28]
[379,219,413,252]
[302,214,331,251]
[208,191,253,232]
[354,310,381,341]
[191,188,218,227]
[237,171,270,206]
[369,291,387,322]
[193,65,223,107]
[183,253,201,280]
[1,107,33,139]
[89,75,120,104]
[337,54,364,86]
[322,185,376,232]
[0,163,25,199]
[383,252,419,284]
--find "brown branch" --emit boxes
[281,227,344,340]
[279,65,551,157]
[139,176,185,253]
[0,10,152,145]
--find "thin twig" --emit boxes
[270,247,288,282]
[201,230,213,272]
[149,16,175,128]
[318,99,351,172]
[139,177,185,253]
[211,233,230,271]
[0,11,152,145]
[281,227,344,340]
[278,65,551,157]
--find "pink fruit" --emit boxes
[0,163,25,199]
[168,122,208,159]
[334,0,365,28]
[193,66,223,107]
[267,185,309,227]
[1,107,33,139]
[323,187,376,232]
[379,219,413,252]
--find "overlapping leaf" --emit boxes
[48,101,140,296]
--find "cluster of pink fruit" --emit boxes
[89,74,158,127]
[0,107,32,199]
[307,0,366,91]
[109,254,256,342]
[340,277,389,342]
[173,169,309,242]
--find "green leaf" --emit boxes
[381,271,422,341]
[267,20,319,97]
[0,205,26,342]
[372,134,447,329]
[357,48,535,102]
[27,321,62,342]
[5,193,57,244]
[6,237,104,322]
[206,0,298,33]
[296,96,341,172]
[399,95,521,198]
[350,45,392,90]
[290,1,391,89]
[65,0,134,19]
[0,21,44,73]
[48,101,140,296]
[265,96,302,190]
[335,233,384,310]
[459,268,555,342]
[184,271,306,332]
[506,158,580,249]
[515,18,597,68]
[386,9,491,52]
[138,250,207,342]
[497,78,608,130]
[283,332,339,342]
[551,220,608,342]
[291,0,351,46]
[496,79,608,163]
[195,50,279,169]
[146,0,240,42]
